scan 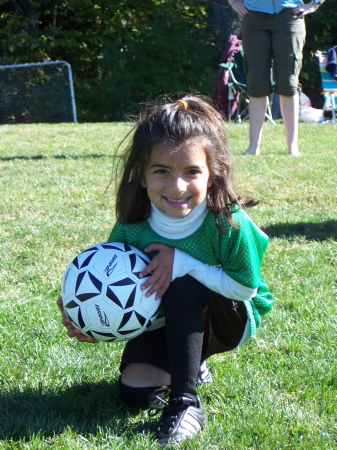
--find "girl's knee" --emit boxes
[162,275,209,309]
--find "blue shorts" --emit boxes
[242,8,306,97]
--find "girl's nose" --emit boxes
[170,175,187,192]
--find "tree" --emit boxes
[1,0,336,119]
[208,0,242,50]
[0,1,219,121]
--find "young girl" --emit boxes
[58,95,273,447]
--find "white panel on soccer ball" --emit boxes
[93,248,126,278]
[84,301,119,331]
[62,267,77,298]
[139,298,162,315]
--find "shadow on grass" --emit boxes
[0,380,156,441]
[262,220,337,241]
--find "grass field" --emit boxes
[0,121,336,449]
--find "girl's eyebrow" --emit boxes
[149,163,206,170]
[149,163,170,169]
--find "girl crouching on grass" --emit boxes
[58,95,273,447]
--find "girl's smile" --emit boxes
[141,139,212,218]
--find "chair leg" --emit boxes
[323,93,337,123]
[228,99,232,122]
[265,96,276,124]
[331,93,336,123]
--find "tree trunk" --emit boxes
[208,0,242,51]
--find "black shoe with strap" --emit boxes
[155,396,206,447]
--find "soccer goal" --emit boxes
[0,60,77,124]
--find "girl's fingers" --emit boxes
[57,296,98,343]
[144,274,170,299]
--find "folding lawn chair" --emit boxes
[219,48,249,123]
[211,35,243,121]
[219,50,275,124]
[214,39,275,124]
[315,50,337,123]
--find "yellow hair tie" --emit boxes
[177,99,188,110]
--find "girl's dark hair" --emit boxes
[115,94,256,225]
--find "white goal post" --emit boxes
[0,60,77,124]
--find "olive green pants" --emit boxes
[242,8,306,97]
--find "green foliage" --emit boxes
[85,3,217,121]
[1,1,337,119]
[0,0,217,121]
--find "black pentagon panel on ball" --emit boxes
[64,299,79,309]
[87,330,118,342]
[77,309,86,329]
[146,304,163,329]
[146,319,154,329]
[72,248,98,269]
[129,253,137,272]
[128,253,145,274]
[125,285,137,309]
[102,243,124,251]
[65,304,86,329]
[106,285,123,308]
[117,310,147,335]
[106,278,137,309]
[75,271,102,302]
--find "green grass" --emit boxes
[0,121,336,449]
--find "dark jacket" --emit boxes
[326,46,337,80]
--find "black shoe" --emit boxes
[155,396,206,447]
[147,386,170,415]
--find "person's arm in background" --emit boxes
[228,0,248,17]
[293,0,325,18]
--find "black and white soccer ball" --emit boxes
[61,242,161,342]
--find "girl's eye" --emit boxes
[154,169,169,175]
[186,169,201,176]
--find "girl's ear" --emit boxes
[135,162,146,188]
[207,176,213,189]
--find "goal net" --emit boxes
[0,61,77,124]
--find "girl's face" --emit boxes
[141,139,212,218]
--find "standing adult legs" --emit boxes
[241,15,272,156]
[272,10,305,156]
[279,93,300,156]
[242,96,268,155]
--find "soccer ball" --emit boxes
[61,242,161,342]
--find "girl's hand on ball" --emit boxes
[57,297,99,343]
[139,243,174,300]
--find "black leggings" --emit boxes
[119,275,247,408]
